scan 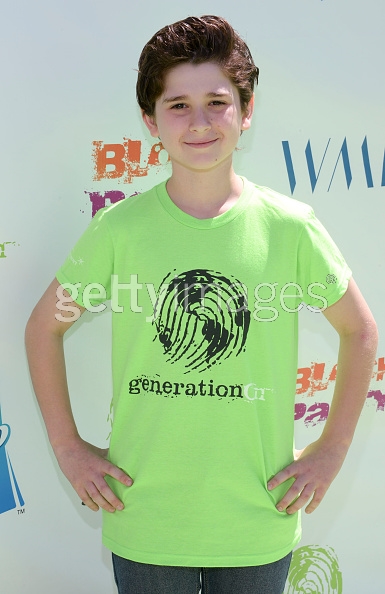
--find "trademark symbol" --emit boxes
[326,274,337,284]
[17,508,25,515]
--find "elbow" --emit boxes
[361,316,378,349]
[348,314,379,354]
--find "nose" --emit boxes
[189,108,211,132]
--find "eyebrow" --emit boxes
[162,92,232,104]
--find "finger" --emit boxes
[267,465,296,490]
[283,484,315,514]
[275,482,307,512]
[85,482,121,513]
[81,493,100,512]
[94,477,126,511]
[304,488,325,514]
[104,461,133,487]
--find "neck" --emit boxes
[166,162,243,219]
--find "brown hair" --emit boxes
[137,15,259,116]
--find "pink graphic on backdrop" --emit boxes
[84,190,141,217]
[367,390,385,411]
[295,357,385,426]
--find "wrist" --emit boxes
[317,431,352,454]
[50,431,82,455]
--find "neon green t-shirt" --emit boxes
[56,178,351,567]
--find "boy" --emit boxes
[25,15,378,594]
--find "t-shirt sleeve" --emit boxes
[56,208,114,307]
[297,208,352,310]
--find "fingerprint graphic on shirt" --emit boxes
[152,269,250,373]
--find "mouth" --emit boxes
[184,139,218,148]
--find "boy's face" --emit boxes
[142,62,253,175]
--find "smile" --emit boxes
[184,139,218,148]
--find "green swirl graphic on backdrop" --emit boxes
[285,545,343,593]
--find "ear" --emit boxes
[142,110,159,138]
[241,94,254,132]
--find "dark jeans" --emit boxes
[112,552,292,594]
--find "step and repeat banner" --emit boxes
[1,1,384,592]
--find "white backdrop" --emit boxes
[1,1,384,592]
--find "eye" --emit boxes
[170,103,187,110]
[210,100,227,106]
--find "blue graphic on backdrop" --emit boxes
[282,136,385,194]
[0,405,24,514]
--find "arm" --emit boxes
[267,277,378,514]
[25,278,133,512]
